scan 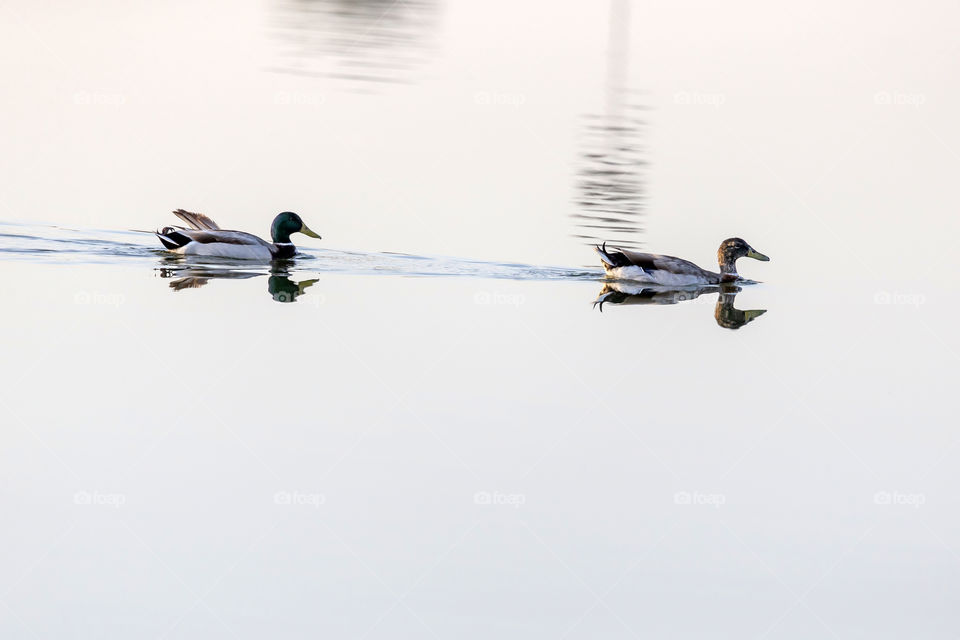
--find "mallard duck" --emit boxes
[596,237,769,285]
[156,209,321,260]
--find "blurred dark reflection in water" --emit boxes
[158,261,320,303]
[268,0,441,88]
[572,0,646,250]
[594,282,767,330]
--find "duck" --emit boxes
[156,209,321,260]
[596,237,769,285]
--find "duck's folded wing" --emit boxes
[615,248,706,276]
[176,230,269,246]
[173,209,221,230]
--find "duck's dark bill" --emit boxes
[747,248,770,261]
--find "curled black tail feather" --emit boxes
[156,227,192,250]
[595,242,632,268]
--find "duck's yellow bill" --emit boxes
[747,248,769,261]
[298,278,319,295]
[300,223,322,239]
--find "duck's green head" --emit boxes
[718,237,769,267]
[270,212,322,244]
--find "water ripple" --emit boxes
[0,221,602,282]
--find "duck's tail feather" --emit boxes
[595,242,614,267]
[592,290,614,312]
[595,242,629,268]
[172,209,220,230]
[156,226,192,250]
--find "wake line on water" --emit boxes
[0,222,603,282]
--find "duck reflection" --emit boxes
[594,282,767,330]
[157,261,319,304]
[268,0,440,88]
[267,273,319,303]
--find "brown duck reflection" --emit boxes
[157,263,319,304]
[594,282,767,330]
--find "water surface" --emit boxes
[1,0,958,637]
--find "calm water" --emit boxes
[2,0,959,637]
